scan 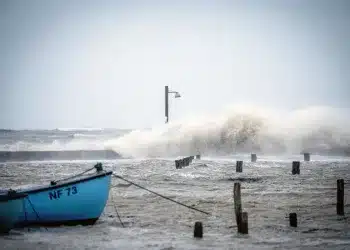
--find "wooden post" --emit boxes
[194,221,203,238]
[303,153,310,161]
[185,157,190,166]
[337,179,344,215]
[177,159,182,168]
[233,183,242,230]
[289,213,297,227]
[196,154,201,159]
[236,160,243,173]
[292,161,300,175]
[240,212,248,234]
[251,154,257,162]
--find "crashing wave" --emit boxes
[105,105,350,157]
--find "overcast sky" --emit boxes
[1,0,349,129]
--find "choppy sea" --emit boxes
[0,127,349,249]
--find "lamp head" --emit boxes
[174,92,181,98]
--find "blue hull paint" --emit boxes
[16,171,112,226]
[0,193,27,233]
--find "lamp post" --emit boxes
[165,85,181,123]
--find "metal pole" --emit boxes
[165,85,169,123]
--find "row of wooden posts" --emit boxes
[193,178,345,238]
[174,152,343,237]
[236,160,302,175]
[175,154,201,169]
[235,153,310,175]
[177,152,311,170]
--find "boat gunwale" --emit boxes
[0,192,28,202]
[16,171,113,195]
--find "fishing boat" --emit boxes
[14,163,112,227]
[0,190,28,233]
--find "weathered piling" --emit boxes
[196,154,201,159]
[184,157,190,166]
[175,160,181,169]
[233,183,242,229]
[289,213,297,227]
[303,153,310,161]
[175,159,185,169]
[251,154,257,162]
[292,161,300,175]
[194,221,203,238]
[236,160,243,173]
[240,212,248,234]
[337,179,344,215]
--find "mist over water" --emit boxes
[105,105,350,158]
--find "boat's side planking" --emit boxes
[16,171,112,226]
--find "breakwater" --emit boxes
[0,150,122,162]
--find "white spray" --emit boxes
[103,104,350,158]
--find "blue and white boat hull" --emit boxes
[16,170,112,227]
[0,191,27,233]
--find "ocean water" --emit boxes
[0,156,349,250]
[0,106,350,249]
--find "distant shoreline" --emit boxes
[0,128,133,132]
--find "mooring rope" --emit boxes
[109,193,125,228]
[112,174,211,215]
[26,197,48,231]
[51,166,96,185]
[26,197,41,221]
